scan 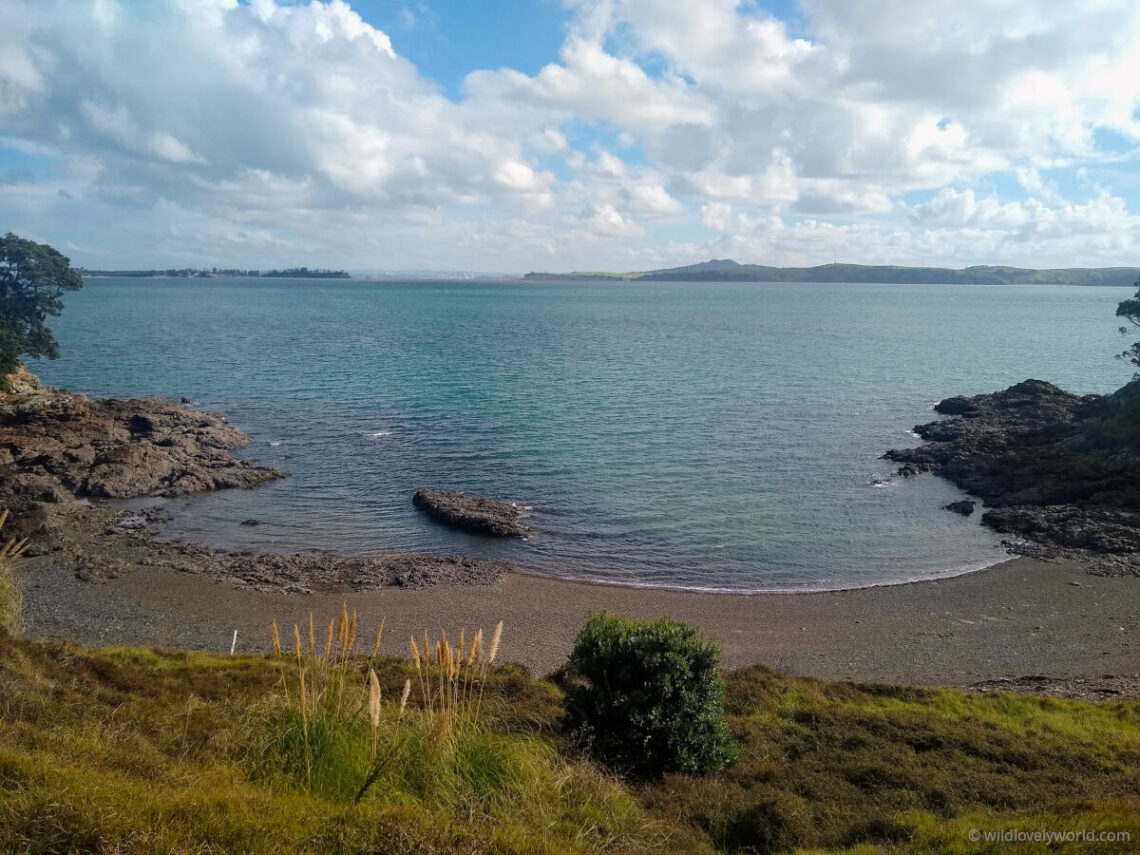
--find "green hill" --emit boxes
[524,260,1140,285]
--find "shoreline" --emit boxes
[6,370,1138,696]
[515,553,1007,597]
[22,547,1139,692]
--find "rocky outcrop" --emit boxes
[30,501,514,593]
[412,489,530,537]
[0,367,283,545]
[884,378,1140,575]
[943,500,976,516]
[2,369,515,593]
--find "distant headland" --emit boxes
[78,266,350,279]
[524,259,1140,285]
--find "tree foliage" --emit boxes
[1117,278,1140,371]
[0,232,83,385]
[562,613,738,778]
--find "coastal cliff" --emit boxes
[885,378,1140,575]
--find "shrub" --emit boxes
[562,613,738,777]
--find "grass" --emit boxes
[0,630,1138,853]
[0,510,29,636]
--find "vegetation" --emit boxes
[0,510,28,635]
[77,266,351,279]
[0,232,83,385]
[257,609,514,806]
[0,628,1137,853]
[1117,277,1140,371]
[563,613,738,778]
[261,267,351,278]
[525,259,1140,285]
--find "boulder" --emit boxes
[944,500,976,516]
[412,489,530,537]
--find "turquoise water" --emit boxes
[31,278,1134,591]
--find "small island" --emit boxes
[78,266,351,279]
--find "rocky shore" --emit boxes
[412,488,530,537]
[1,368,510,592]
[0,365,282,542]
[885,378,1140,575]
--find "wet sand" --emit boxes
[21,554,1139,687]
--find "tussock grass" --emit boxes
[1,631,1138,853]
[0,510,29,636]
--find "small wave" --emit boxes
[907,430,921,438]
[269,440,284,447]
[364,430,393,440]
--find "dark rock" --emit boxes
[169,547,509,593]
[885,378,1140,575]
[0,381,284,507]
[180,396,192,404]
[412,489,530,537]
[74,552,128,583]
[934,396,977,416]
[944,500,976,516]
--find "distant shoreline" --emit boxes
[79,267,350,280]
[525,259,1140,285]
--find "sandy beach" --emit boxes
[21,552,1138,689]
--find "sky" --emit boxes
[3,0,1140,273]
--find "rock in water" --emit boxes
[412,489,529,537]
[944,500,977,516]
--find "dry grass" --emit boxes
[0,631,679,854]
[261,609,513,805]
[0,510,29,636]
[1,623,1139,853]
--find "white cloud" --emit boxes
[2,0,1140,270]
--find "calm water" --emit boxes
[31,278,1133,591]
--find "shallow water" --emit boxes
[31,278,1133,591]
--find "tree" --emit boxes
[1117,277,1140,372]
[0,233,83,386]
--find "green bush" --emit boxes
[562,613,738,778]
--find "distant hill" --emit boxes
[524,260,1140,285]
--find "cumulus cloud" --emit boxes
[2,0,1140,269]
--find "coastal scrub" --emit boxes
[562,613,738,777]
[1,634,1138,853]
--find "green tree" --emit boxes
[1117,277,1140,371]
[0,232,83,386]
[562,613,738,778]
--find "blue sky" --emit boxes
[351,0,570,100]
[3,0,1140,271]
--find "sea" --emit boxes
[29,278,1134,592]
